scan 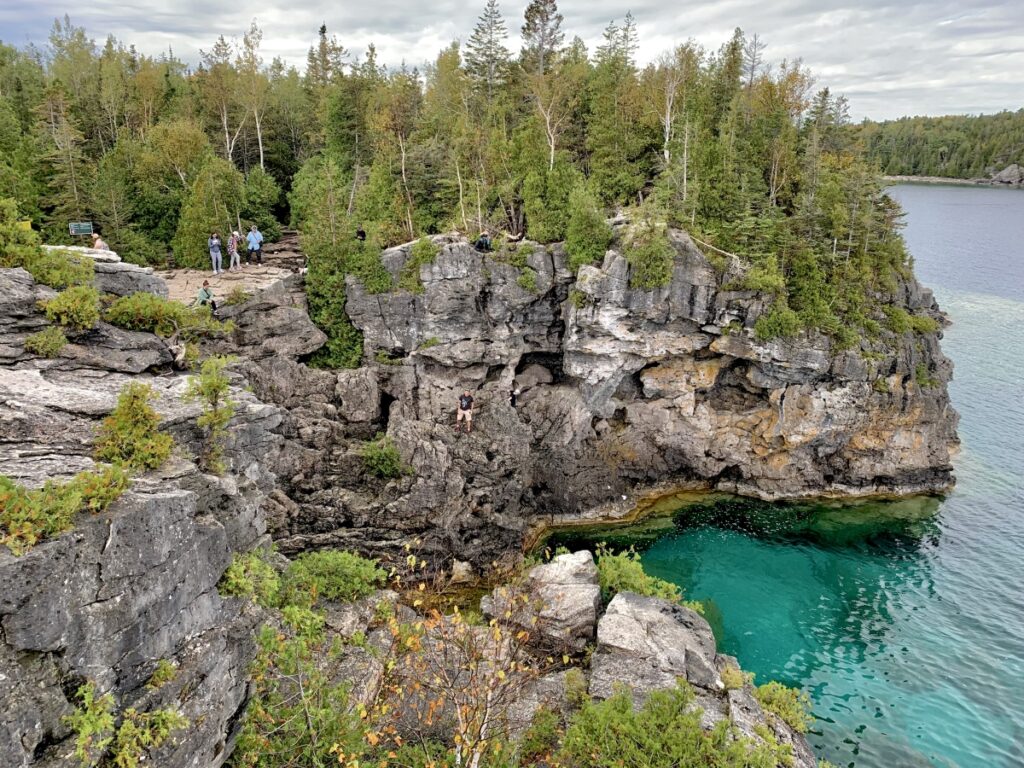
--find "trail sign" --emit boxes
[69,221,93,236]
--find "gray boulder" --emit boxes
[482,550,601,653]
[92,261,169,297]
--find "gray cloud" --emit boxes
[0,0,1021,119]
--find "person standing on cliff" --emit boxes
[456,390,475,434]
[227,231,242,271]
[246,224,263,265]
[208,232,223,274]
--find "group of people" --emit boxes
[207,225,264,275]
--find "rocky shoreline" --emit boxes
[884,163,1024,188]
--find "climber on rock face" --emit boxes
[456,390,474,434]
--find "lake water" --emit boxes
[551,184,1024,767]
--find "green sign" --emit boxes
[69,221,93,236]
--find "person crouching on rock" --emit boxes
[474,230,491,252]
[456,390,474,434]
[91,232,110,250]
[196,280,217,313]
[208,232,223,274]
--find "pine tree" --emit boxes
[521,0,564,75]
[36,85,90,231]
[465,0,511,101]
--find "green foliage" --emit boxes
[564,667,590,708]
[17,248,94,289]
[104,292,231,340]
[565,184,613,273]
[375,349,404,365]
[720,664,751,691]
[224,286,252,306]
[873,377,890,393]
[524,160,580,243]
[398,237,440,293]
[915,363,940,389]
[755,300,802,341]
[624,218,674,290]
[883,305,940,335]
[64,683,115,767]
[281,549,386,608]
[0,464,129,554]
[517,267,539,293]
[43,285,100,331]
[0,197,45,268]
[754,681,814,734]
[419,336,440,350]
[569,288,590,309]
[360,432,407,479]
[24,325,68,357]
[559,684,791,768]
[146,659,177,690]
[242,167,283,241]
[519,707,562,761]
[220,549,283,609]
[171,157,245,269]
[109,707,188,768]
[182,355,236,474]
[94,382,174,471]
[595,545,684,604]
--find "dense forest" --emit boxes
[853,110,1024,178]
[2,1,919,360]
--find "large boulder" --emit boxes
[92,260,169,298]
[216,276,326,361]
[482,550,601,653]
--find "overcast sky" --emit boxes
[1,0,1022,120]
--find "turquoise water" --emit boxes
[552,185,1024,767]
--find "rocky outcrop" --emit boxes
[256,229,957,563]
[991,163,1024,186]
[0,267,285,767]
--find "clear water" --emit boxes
[551,184,1024,768]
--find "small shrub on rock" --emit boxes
[23,325,68,357]
[624,219,674,290]
[595,545,683,604]
[565,184,613,273]
[146,659,177,690]
[104,292,230,340]
[43,285,101,331]
[0,464,129,555]
[754,299,801,341]
[360,432,407,479]
[94,382,174,471]
[517,266,539,293]
[219,549,282,609]
[754,681,814,733]
[281,549,386,607]
[183,355,236,473]
[224,286,252,306]
[26,248,95,289]
[398,237,439,294]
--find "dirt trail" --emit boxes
[157,231,306,304]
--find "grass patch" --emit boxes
[517,267,539,293]
[224,286,252,306]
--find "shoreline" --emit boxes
[884,174,1023,188]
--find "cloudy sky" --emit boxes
[1,0,1022,120]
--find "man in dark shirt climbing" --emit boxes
[456,390,474,433]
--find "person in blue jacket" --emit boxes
[246,225,264,265]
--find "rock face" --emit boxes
[482,550,602,652]
[0,267,285,767]
[589,592,817,768]
[256,230,957,563]
[991,163,1023,186]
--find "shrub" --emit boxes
[594,545,685,604]
[569,288,590,309]
[0,197,44,270]
[63,682,115,766]
[360,432,407,479]
[559,684,790,768]
[754,681,814,733]
[517,267,539,293]
[219,549,282,609]
[519,707,561,761]
[419,336,440,350]
[624,221,675,290]
[399,237,439,294]
[882,305,911,334]
[109,707,188,768]
[375,349,404,366]
[43,285,101,331]
[24,248,95,289]
[224,286,251,306]
[24,325,68,357]
[94,382,174,471]
[183,355,236,473]
[1,465,129,555]
[742,260,786,294]
[146,659,177,690]
[754,300,802,341]
[721,664,751,691]
[281,549,386,607]
[104,292,230,340]
[915,362,940,389]
[909,314,940,334]
[565,184,613,273]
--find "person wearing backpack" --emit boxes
[246,225,264,265]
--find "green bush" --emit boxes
[742,260,786,294]
[224,286,252,306]
[146,659,177,690]
[25,248,95,289]
[182,355,236,473]
[754,300,802,341]
[43,285,101,331]
[281,549,386,607]
[24,325,68,357]
[360,432,407,479]
[219,549,282,609]
[63,682,115,766]
[517,267,539,293]
[94,382,174,471]
[915,363,940,389]
[0,197,44,270]
[399,237,439,294]
[0,464,129,555]
[595,545,685,605]
[519,707,562,761]
[559,684,790,768]
[754,681,814,734]
[110,707,188,768]
[624,222,675,290]
[565,184,613,273]
[909,314,940,334]
[104,292,230,340]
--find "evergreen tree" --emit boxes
[171,157,244,268]
[465,0,511,101]
[521,0,565,75]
